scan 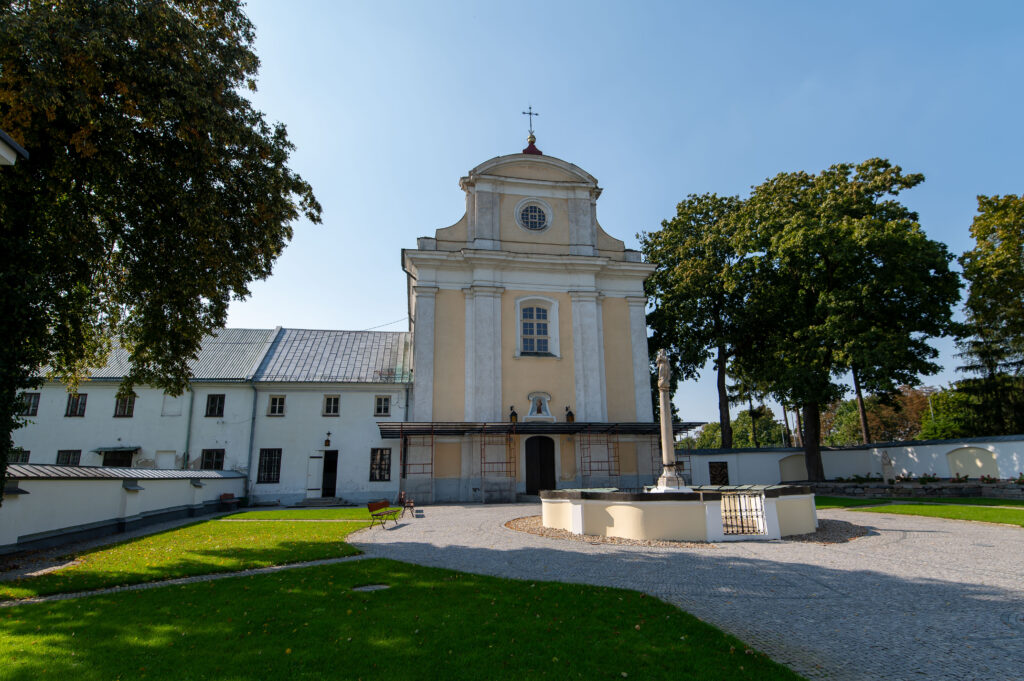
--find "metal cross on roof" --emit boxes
[522,105,539,135]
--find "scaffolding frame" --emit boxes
[579,427,621,486]
[398,424,435,478]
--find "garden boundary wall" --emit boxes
[0,464,246,555]
[684,434,1024,487]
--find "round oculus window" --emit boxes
[519,204,548,231]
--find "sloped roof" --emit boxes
[80,328,278,381]
[254,329,412,383]
[7,464,244,480]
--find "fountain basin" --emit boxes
[540,485,815,542]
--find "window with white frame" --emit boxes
[257,448,282,483]
[18,393,39,417]
[57,449,81,465]
[201,448,225,470]
[205,394,225,417]
[521,306,550,354]
[65,393,87,417]
[370,448,391,481]
[114,394,136,417]
[374,395,391,417]
[267,395,286,417]
[323,395,340,417]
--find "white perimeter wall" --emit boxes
[0,476,244,549]
[688,437,1024,485]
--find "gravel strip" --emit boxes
[781,518,870,543]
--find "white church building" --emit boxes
[11,138,691,507]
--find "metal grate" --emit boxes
[721,492,767,535]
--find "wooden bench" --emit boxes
[367,500,399,528]
[219,493,241,512]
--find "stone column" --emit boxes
[627,296,654,422]
[654,348,691,492]
[464,285,503,420]
[571,290,607,421]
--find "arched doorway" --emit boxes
[525,436,556,495]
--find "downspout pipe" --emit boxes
[182,388,196,469]
[245,381,259,501]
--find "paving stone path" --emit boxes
[351,504,1024,681]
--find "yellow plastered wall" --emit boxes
[499,195,572,253]
[601,297,637,422]
[501,290,576,418]
[618,441,637,475]
[560,435,577,480]
[432,289,466,421]
[434,215,468,250]
[488,162,580,183]
[434,441,461,478]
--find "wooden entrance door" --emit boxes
[525,436,556,495]
[322,450,338,497]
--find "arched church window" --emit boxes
[521,306,549,354]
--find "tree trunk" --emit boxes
[802,402,826,481]
[748,395,759,448]
[716,345,733,448]
[794,407,804,447]
[851,366,871,444]
[781,404,793,447]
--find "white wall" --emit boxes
[13,381,255,472]
[688,437,1024,485]
[248,383,407,505]
[0,476,244,551]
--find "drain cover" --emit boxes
[352,584,390,592]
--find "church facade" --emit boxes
[391,140,668,502]
[11,140,678,506]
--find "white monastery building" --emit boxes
[12,138,684,506]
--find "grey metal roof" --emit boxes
[255,329,413,383]
[7,464,244,480]
[378,421,704,438]
[74,328,278,381]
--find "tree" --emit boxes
[956,194,1024,435]
[692,408,785,449]
[822,386,935,445]
[917,387,976,439]
[0,1,321,503]
[641,194,746,447]
[732,159,959,480]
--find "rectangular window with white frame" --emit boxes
[257,448,282,483]
[57,449,81,465]
[205,394,225,417]
[201,448,225,470]
[369,448,391,481]
[374,395,391,417]
[65,393,87,417]
[114,394,136,418]
[323,395,340,417]
[521,305,550,354]
[18,393,39,417]
[267,395,286,417]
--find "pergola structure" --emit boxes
[378,420,703,500]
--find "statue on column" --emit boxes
[657,349,670,390]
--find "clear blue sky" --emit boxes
[226,0,1024,426]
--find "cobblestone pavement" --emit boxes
[351,504,1024,681]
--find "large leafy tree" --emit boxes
[733,159,959,480]
[0,0,321,502]
[641,193,746,447]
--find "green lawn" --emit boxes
[0,558,804,681]
[0,520,366,601]
[814,496,884,509]
[880,496,1024,507]
[856,504,1024,528]
[225,507,398,520]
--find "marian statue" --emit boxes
[656,349,670,390]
